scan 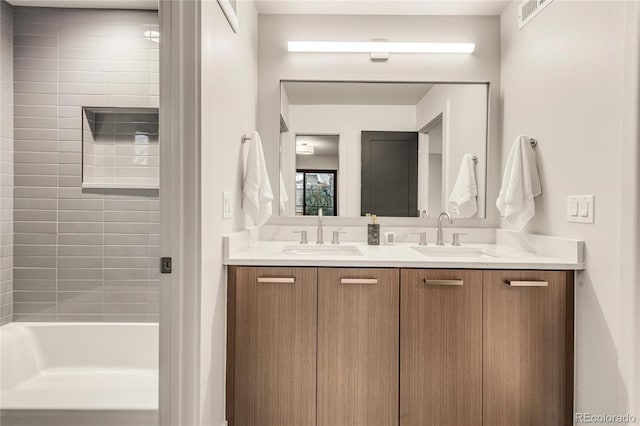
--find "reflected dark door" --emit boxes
[361,131,418,217]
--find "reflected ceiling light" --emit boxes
[287,41,475,55]
[296,143,315,155]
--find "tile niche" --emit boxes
[82,107,159,189]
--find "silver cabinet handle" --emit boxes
[340,278,378,285]
[423,279,464,286]
[506,280,548,287]
[257,277,295,284]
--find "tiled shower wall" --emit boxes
[0,1,13,326]
[13,7,160,322]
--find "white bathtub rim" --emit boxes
[0,388,158,411]
[0,322,159,411]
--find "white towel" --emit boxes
[279,171,289,214]
[496,135,542,230]
[243,132,274,226]
[448,154,478,218]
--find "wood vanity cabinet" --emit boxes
[400,269,483,426]
[227,267,318,426]
[482,270,574,426]
[227,267,574,426]
[317,268,399,426]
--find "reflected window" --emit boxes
[296,171,337,216]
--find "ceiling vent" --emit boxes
[519,0,554,29]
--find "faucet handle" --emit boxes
[293,230,308,245]
[452,232,467,247]
[411,232,428,246]
[332,231,347,245]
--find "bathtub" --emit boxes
[0,322,158,426]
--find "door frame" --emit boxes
[159,1,202,425]
[419,111,449,215]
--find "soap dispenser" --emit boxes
[367,214,380,246]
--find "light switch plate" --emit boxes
[567,195,595,223]
[223,192,233,219]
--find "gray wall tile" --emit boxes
[1,0,13,326]
[58,280,102,291]
[14,279,56,291]
[10,7,159,324]
[57,302,102,314]
[58,291,101,303]
[14,314,57,321]
[13,291,56,303]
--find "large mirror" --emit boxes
[279,81,489,219]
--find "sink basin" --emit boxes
[412,246,498,259]
[282,245,363,257]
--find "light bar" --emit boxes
[287,41,475,54]
[296,144,315,155]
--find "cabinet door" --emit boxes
[400,269,483,426]
[232,267,317,426]
[318,268,399,426]
[483,270,574,426]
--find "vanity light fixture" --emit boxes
[296,143,315,155]
[288,40,475,61]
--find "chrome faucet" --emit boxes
[316,208,324,244]
[436,211,452,246]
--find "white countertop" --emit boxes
[224,234,585,270]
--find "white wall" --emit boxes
[258,14,501,226]
[500,0,639,419]
[286,104,416,216]
[416,84,488,218]
[200,0,258,424]
[296,154,339,170]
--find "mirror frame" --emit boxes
[275,79,492,226]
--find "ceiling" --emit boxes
[296,135,340,156]
[283,81,434,106]
[254,0,510,16]
[6,0,157,9]
[7,0,509,15]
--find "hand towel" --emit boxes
[243,131,274,226]
[279,171,289,214]
[448,153,478,218]
[496,135,542,230]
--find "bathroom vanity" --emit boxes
[224,231,582,426]
[225,75,582,426]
